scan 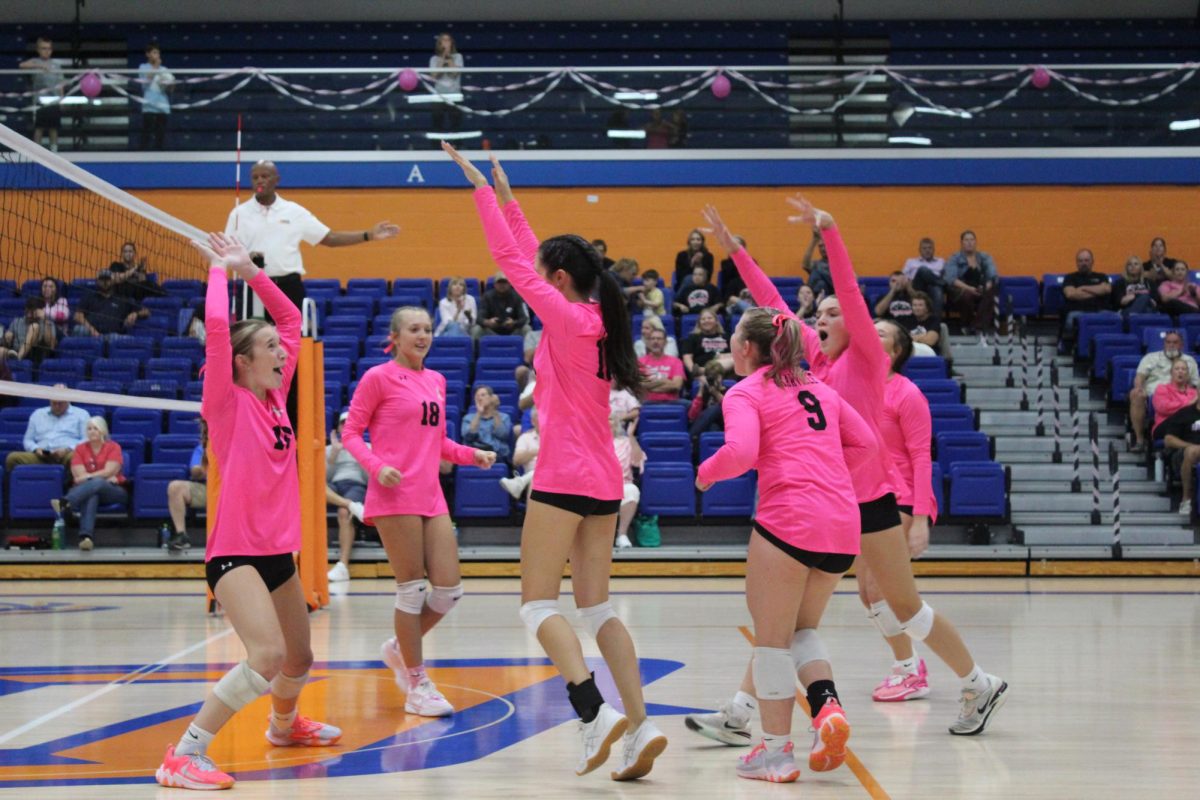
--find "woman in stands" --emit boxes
[696,294,876,783]
[156,233,340,791]
[445,141,668,781]
[435,276,477,337]
[341,304,496,717]
[41,277,70,335]
[1152,359,1197,440]
[54,416,126,551]
[673,228,715,291]
[692,201,1006,742]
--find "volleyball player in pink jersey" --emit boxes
[156,233,340,791]
[696,201,1007,739]
[697,304,876,783]
[858,320,937,702]
[445,142,667,781]
[341,305,497,717]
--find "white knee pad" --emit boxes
[577,601,618,638]
[752,647,797,701]
[270,670,308,700]
[394,579,427,615]
[213,660,270,711]
[519,599,563,636]
[868,600,904,638]
[789,628,830,670]
[901,602,936,642]
[426,583,464,615]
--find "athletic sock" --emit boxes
[895,656,919,675]
[806,680,839,718]
[566,674,605,723]
[176,723,215,757]
[961,664,988,692]
[731,690,757,723]
[405,665,427,690]
[761,732,789,753]
[269,708,297,734]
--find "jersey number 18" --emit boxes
[420,401,441,427]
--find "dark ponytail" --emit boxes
[538,234,642,394]
[879,319,914,375]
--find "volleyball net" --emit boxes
[0,123,329,608]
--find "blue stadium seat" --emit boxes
[444,380,466,411]
[159,338,205,368]
[639,462,696,517]
[477,337,525,363]
[184,381,204,402]
[0,407,33,437]
[303,279,341,300]
[321,335,361,363]
[105,336,155,362]
[128,379,180,400]
[1126,313,1172,341]
[931,462,945,516]
[346,278,388,297]
[78,381,122,395]
[453,463,511,517]
[111,434,145,478]
[56,338,103,362]
[701,470,757,517]
[162,279,204,299]
[1075,312,1122,359]
[997,277,1040,318]
[133,464,187,519]
[1109,354,1143,403]
[948,462,1007,518]
[144,296,184,316]
[146,357,193,385]
[167,410,202,435]
[37,358,86,387]
[930,404,977,435]
[902,356,949,381]
[370,313,394,335]
[474,358,517,385]
[92,358,140,385]
[475,380,518,410]
[430,337,473,361]
[152,434,200,465]
[330,295,376,318]
[393,278,436,309]
[913,378,962,406]
[1041,274,1066,318]
[112,408,163,440]
[323,357,352,385]
[637,432,692,463]
[356,357,389,379]
[6,359,33,383]
[935,431,992,474]
[0,435,24,467]
[1091,334,1140,380]
[678,313,700,339]
[698,431,725,461]
[426,357,470,386]
[1141,327,1186,353]
[323,315,367,340]
[860,277,890,309]
[9,464,65,520]
[639,403,688,433]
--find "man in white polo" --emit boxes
[225,160,400,311]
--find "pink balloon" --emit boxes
[80,71,102,99]
[711,72,731,100]
[1031,67,1051,90]
[397,68,420,92]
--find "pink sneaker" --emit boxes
[265,715,343,747]
[808,699,850,773]
[155,744,235,790]
[872,659,930,703]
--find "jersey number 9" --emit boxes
[796,390,827,431]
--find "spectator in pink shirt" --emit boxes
[1152,360,1198,438]
[639,328,686,402]
[41,277,70,334]
[1157,262,1200,317]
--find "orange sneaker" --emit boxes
[155,744,234,790]
[265,715,342,747]
[808,699,850,772]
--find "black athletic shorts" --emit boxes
[529,490,621,518]
[897,504,914,517]
[753,522,855,574]
[206,553,296,593]
[34,104,61,130]
[860,493,902,534]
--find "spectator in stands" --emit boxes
[138,41,174,150]
[796,283,817,324]
[473,272,529,338]
[1060,248,1111,345]
[500,408,539,500]
[716,237,750,309]
[1145,236,1179,285]
[41,277,69,335]
[73,270,136,338]
[634,314,679,358]
[185,300,206,343]
[802,227,833,299]
[1112,256,1156,315]
[163,419,208,553]
[611,257,645,308]
[326,412,368,583]
[109,240,143,274]
[462,385,512,460]
[515,327,542,404]
[54,416,127,551]
[943,229,998,335]
[901,237,947,313]
[1128,330,1197,453]
[668,108,688,148]
[874,271,917,327]
[910,291,942,355]
[636,269,667,317]
[5,386,87,470]
[435,276,477,337]
[612,413,645,549]
[683,308,731,378]
[1152,360,1197,441]
[592,239,616,270]
[638,327,686,402]
[19,36,64,152]
[610,378,640,435]
[674,229,714,290]
[673,264,722,317]
[1155,392,1200,516]
[1156,262,1200,318]
[644,109,672,149]
[110,242,164,307]
[430,32,464,133]
[688,359,726,445]
[1,296,57,363]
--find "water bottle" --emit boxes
[159,523,171,549]
[51,518,64,551]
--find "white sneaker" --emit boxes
[614,534,632,549]
[949,674,1008,736]
[405,678,455,717]
[380,637,407,689]
[499,476,524,499]
[327,561,350,582]
[347,501,365,522]
[1179,499,1192,516]
[576,703,628,776]
[610,720,667,781]
[684,703,753,746]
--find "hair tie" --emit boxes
[771,313,786,332]
[382,341,394,354]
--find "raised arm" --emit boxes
[200,266,233,418]
[491,154,541,262]
[697,388,759,487]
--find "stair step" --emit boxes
[1018,525,1194,546]
[1009,462,1152,479]
[1011,493,1170,512]
[1011,480,1163,494]
[994,437,1126,454]
[1011,511,1189,526]
[950,366,1088,386]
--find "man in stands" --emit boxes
[19,36,64,152]
[1154,391,1200,516]
[1128,330,1198,454]
[874,271,917,326]
[73,269,136,339]
[473,271,529,338]
[638,328,685,403]
[901,237,947,314]
[109,241,164,309]
[5,386,88,470]
[1060,248,1111,346]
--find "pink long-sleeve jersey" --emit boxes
[698,367,873,554]
[881,374,937,521]
[473,187,622,501]
[732,237,901,503]
[201,267,302,560]
[342,360,478,522]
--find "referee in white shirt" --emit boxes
[225,160,399,311]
